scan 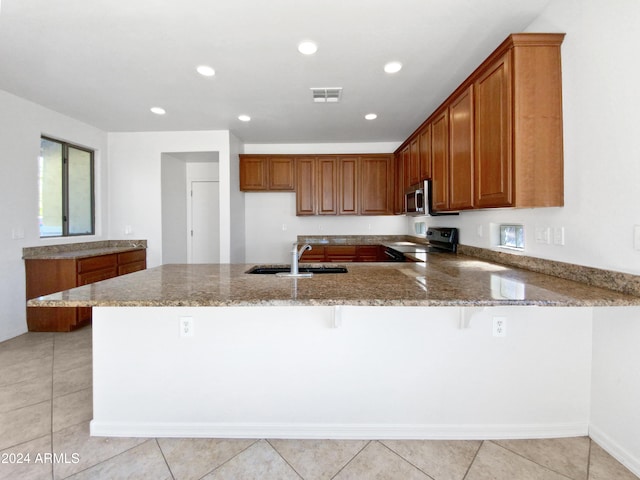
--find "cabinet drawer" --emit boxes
[325,245,356,262]
[77,254,117,274]
[118,249,146,265]
[118,261,146,275]
[77,267,117,286]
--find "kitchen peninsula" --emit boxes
[28,251,640,440]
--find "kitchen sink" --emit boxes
[246,265,348,274]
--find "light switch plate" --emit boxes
[634,225,640,251]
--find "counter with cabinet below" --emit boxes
[23,240,147,332]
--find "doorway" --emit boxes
[190,181,220,263]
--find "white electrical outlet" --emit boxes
[535,227,550,244]
[476,225,483,237]
[179,317,194,337]
[282,224,287,231]
[492,317,507,337]
[553,227,565,246]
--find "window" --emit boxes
[39,137,95,237]
[499,224,524,250]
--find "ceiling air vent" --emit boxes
[311,87,342,103]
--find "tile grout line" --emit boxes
[154,438,176,480]
[329,440,371,480]
[462,440,484,480]
[50,334,56,480]
[265,439,305,479]
[586,438,593,479]
[486,440,578,480]
[195,439,261,480]
[377,440,436,480]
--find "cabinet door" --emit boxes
[269,157,295,191]
[295,157,316,215]
[409,138,420,186]
[449,85,474,210]
[474,52,513,207]
[419,124,432,180]
[394,152,404,214]
[430,110,449,211]
[401,145,411,191]
[239,156,268,191]
[338,157,359,215]
[317,157,338,215]
[359,155,394,215]
[325,246,357,262]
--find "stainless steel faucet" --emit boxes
[276,242,313,277]
[291,243,312,274]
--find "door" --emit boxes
[190,181,220,263]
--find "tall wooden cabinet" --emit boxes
[431,109,449,211]
[448,85,474,210]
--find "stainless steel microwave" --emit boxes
[405,180,459,217]
[405,184,425,215]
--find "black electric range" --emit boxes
[383,227,459,261]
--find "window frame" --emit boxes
[39,136,96,238]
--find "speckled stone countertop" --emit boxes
[22,240,147,260]
[27,254,640,308]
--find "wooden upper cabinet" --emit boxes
[419,124,432,180]
[448,85,474,210]
[239,155,295,191]
[338,156,359,215]
[360,155,394,215]
[269,157,295,190]
[401,145,411,191]
[430,110,449,212]
[239,156,268,191]
[474,51,512,208]
[409,137,420,186]
[295,156,316,215]
[393,152,404,215]
[317,156,338,215]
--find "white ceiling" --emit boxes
[0,0,553,144]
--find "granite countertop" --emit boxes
[27,254,640,308]
[22,240,147,260]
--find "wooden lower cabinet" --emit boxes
[25,248,146,332]
[300,245,384,263]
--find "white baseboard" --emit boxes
[589,424,640,478]
[90,421,588,440]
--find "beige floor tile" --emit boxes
[63,439,171,480]
[52,387,92,432]
[52,347,91,374]
[0,352,53,387]
[269,439,369,480]
[0,435,52,480]
[495,436,590,480]
[466,441,569,480]
[0,374,52,413]
[333,441,431,480]
[0,401,51,451]
[52,421,147,480]
[382,439,481,480]
[52,364,92,399]
[158,437,256,480]
[588,442,639,480]
[202,439,301,480]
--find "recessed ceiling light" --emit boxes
[298,41,318,55]
[384,61,403,74]
[238,115,251,122]
[365,113,378,120]
[150,107,166,115]
[196,65,215,77]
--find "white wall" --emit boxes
[108,131,232,267]
[243,142,408,263]
[229,133,245,263]
[160,154,188,263]
[408,0,640,276]
[591,307,640,477]
[0,90,109,341]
